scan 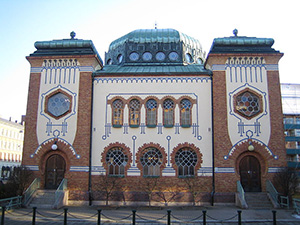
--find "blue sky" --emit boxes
[0,0,298,121]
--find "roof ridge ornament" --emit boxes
[70,31,76,39]
[233,29,238,37]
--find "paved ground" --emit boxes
[2,205,300,224]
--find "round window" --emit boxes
[155,52,166,61]
[142,52,152,61]
[169,52,179,61]
[47,92,71,117]
[129,52,139,61]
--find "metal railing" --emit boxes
[236,181,247,208]
[266,180,278,205]
[54,178,67,208]
[293,198,300,214]
[23,178,40,206]
[0,196,22,210]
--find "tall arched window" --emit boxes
[112,99,124,127]
[175,147,197,177]
[106,147,128,176]
[146,99,157,127]
[180,99,192,127]
[129,99,140,127]
[140,147,162,177]
[163,99,174,127]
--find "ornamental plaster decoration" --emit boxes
[40,85,77,137]
[36,58,80,153]
[225,57,272,159]
[30,137,80,159]
[228,83,267,137]
[101,92,202,141]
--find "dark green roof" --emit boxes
[30,32,103,64]
[94,64,211,75]
[109,28,202,51]
[209,35,279,54]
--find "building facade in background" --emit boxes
[22,29,286,205]
[281,83,300,168]
[0,117,24,179]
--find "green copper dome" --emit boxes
[104,28,205,66]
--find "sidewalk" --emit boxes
[2,205,300,224]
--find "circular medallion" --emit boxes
[142,52,152,61]
[155,52,166,61]
[169,52,179,61]
[129,52,139,61]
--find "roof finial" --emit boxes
[233,28,238,37]
[70,31,76,39]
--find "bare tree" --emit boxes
[156,182,181,206]
[98,175,122,206]
[183,177,202,206]
[273,167,299,199]
[140,177,158,206]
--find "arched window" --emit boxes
[146,99,157,127]
[175,147,197,177]
[106,147,128,176]
[140,147,162,177]
[163,99,174,127]
[112,99,123,127]
[180,99,192,127]
[129,99,140,127]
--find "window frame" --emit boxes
[128,98,141,128]
[163,98,175,128]
[111,98,124,128]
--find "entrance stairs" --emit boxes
[28,189,56,209]
[245,192,273,209]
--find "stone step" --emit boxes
[245,192,273,209]
[29,190,56,208]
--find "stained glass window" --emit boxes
[175,148,197,177]
[112,99,123,127]
[140,147,162,177]
[106,147,128,176]
[47,92,71,117]
[235,91,261,118]
[163,99,174,127]
[180,99,192,127]
[129,99,140,127]
[146,99,157,127]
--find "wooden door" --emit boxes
[45,154,65,189]
[239,156,261,192]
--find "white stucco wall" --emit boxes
[91,75,212,176]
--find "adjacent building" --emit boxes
[0,117,24,179]
[281,83,300,168]
[22,28,286,205]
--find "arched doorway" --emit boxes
[45,154,66,189]
[239,155,261,192]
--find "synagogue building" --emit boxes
[22,28,286,206]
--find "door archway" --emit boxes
[45,154,66,189]
[239,155,261,192]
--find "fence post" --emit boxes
[32,207,37,225]
[272,210,277,225]
[64,208,68,225]
[167,209,171,225]
[97,209,101,225]
[202,210,206,225]
[132,209,136,225]
[1,206,5,225]
[237,210,242,225]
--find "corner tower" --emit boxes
[22,32,103,196]
[206,30,286,200]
